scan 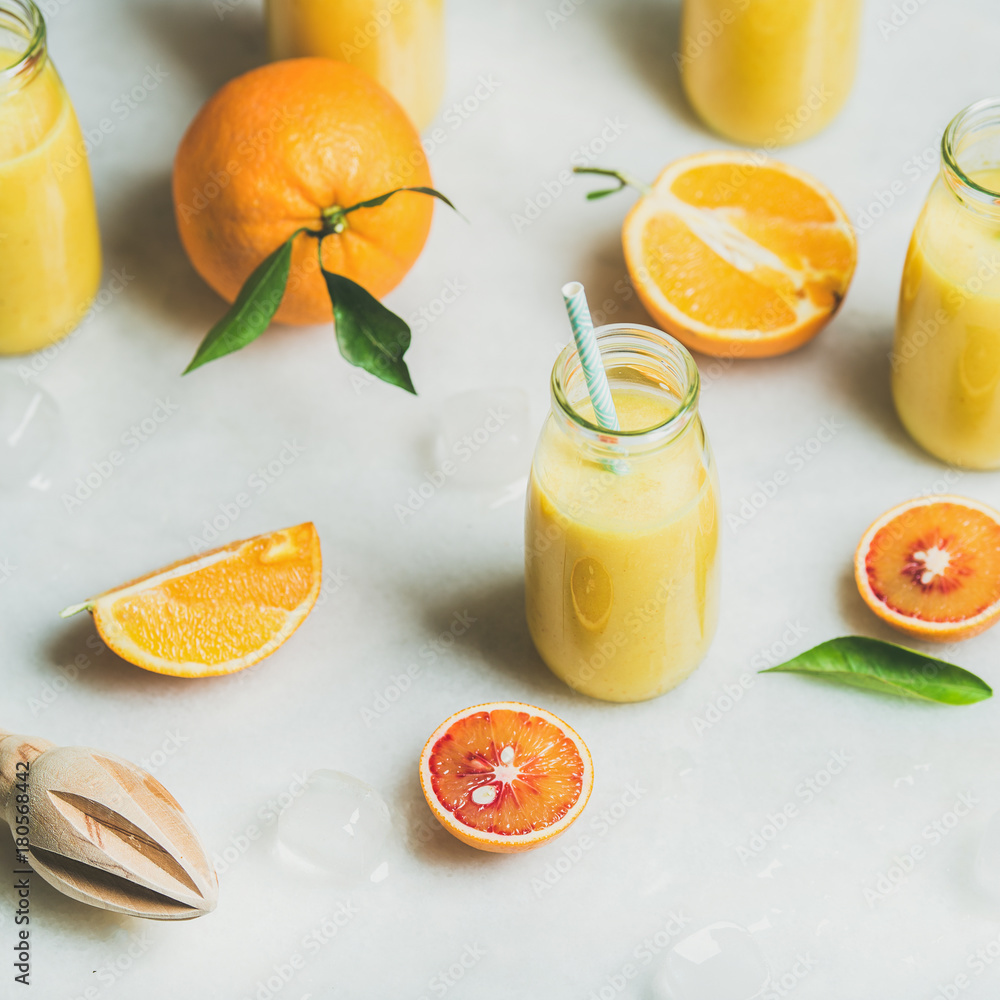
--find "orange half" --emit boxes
[623,151,857,358]
[63,523,322,677]
[855,496,1000,642]
[419,702,594,853]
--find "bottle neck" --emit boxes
[941,97,1000,223]
[0,0,46,98]
[550,324,700,460]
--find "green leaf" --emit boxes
[341,186,462,218]
[183,234,296,374]
[321,269,415,394]
[761,635,992,705]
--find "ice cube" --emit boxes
[277,770,391,883]
[652,922,770,1000]
[0,374,62,491]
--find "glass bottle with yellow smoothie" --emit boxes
[893,99,1000,469]
[265,0,445,131]
[525,324,720,703]
[678,0,862,146]
[0,0,101,355]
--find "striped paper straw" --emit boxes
[561,282,620,431]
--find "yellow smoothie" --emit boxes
[0,44,101,354]
[678,0,862,146]
[525,381,720,703]
[893,168,1000,469]
[265,0,445,131]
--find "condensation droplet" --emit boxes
[277,770,391,883]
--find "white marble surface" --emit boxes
[4,0,1000,997]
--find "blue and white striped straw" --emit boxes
[561,281,619,431]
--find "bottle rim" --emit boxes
[550,322,701,451]
[0,0,45,89]
[942,96,1000,212]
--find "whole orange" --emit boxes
[172,58,434,326]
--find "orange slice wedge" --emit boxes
[419,701,594,853]
[855,497,1000,642]
[61,523,322,677]
[622,151,857,358]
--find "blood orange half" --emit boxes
[419,702,594,853]
[855,496,1000,642]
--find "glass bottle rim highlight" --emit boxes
[550,323,701,452]
[941,96,1000,215]
[0,0,45,90]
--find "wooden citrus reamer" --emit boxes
[0,729,217,919]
